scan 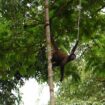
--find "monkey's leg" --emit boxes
[60,65,64,81]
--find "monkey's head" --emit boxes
[69,53,76,61]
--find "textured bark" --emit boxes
[44,0,55,105]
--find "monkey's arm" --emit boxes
[49,18,58,50]
[70,40,79,54]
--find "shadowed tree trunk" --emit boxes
[44,0,55,105]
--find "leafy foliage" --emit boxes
[0,0,105,104]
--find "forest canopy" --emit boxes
[0,0,105,104]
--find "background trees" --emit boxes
[0,0,105,104]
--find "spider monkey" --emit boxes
[50,32,79,82]
[45,18,79,81]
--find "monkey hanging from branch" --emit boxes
[51,33,79,81]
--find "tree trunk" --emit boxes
[44,0,55,105]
